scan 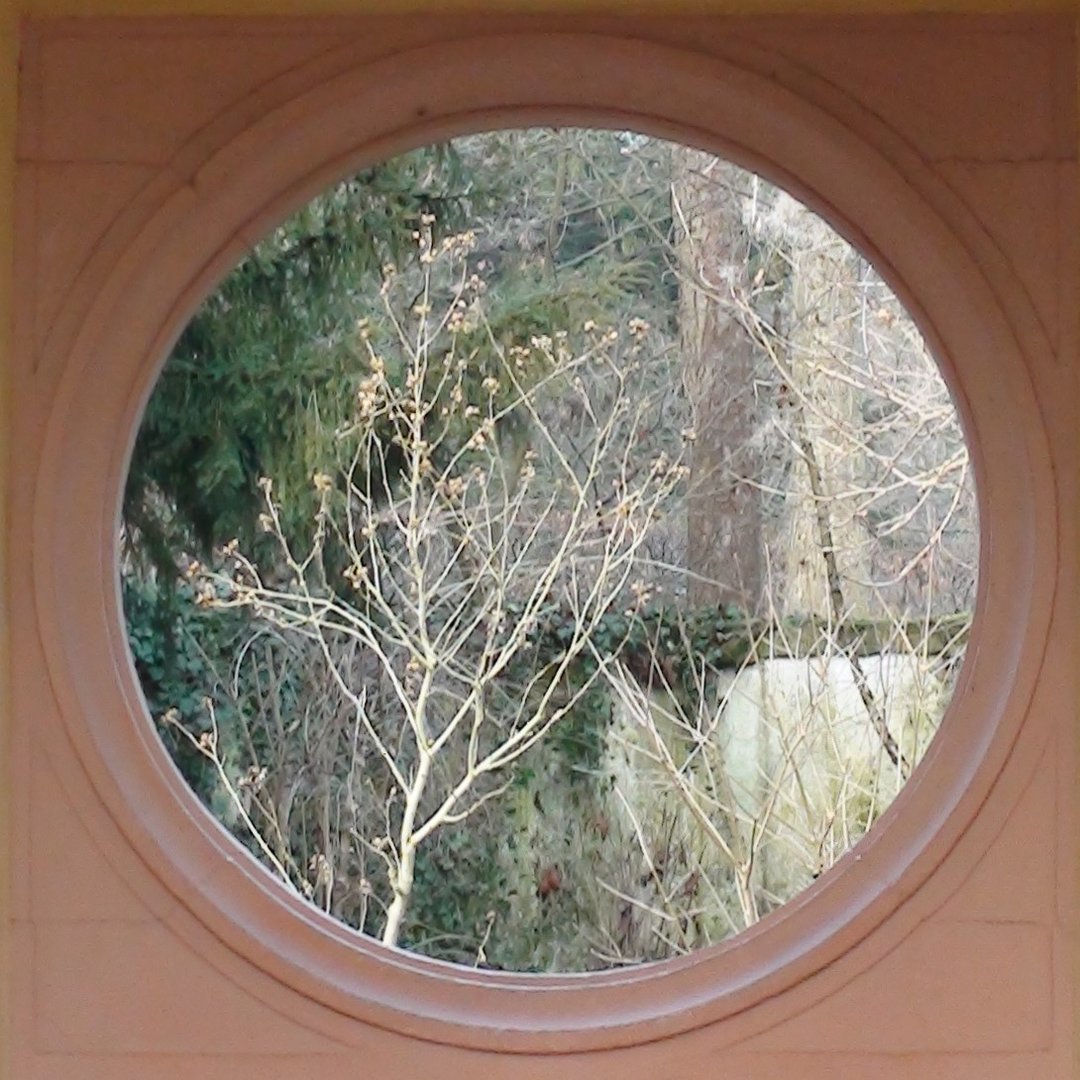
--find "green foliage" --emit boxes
[123,574,248,809]
[403,824,513,966]
[124,143,479,568]
[526,603,969,694]
[549,681,612,775]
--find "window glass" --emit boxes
[122,129,977,972]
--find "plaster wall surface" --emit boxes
[3,10,1079,1080]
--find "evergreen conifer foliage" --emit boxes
[124,143,477,566]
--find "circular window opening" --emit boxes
[121,128,978,974]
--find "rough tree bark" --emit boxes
[773,196,874,620]
[673,150,765,615]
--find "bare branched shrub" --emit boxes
[188,218,688,945]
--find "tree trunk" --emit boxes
[775,197,874,620]
[674,151,765,614]
[381,751,432,947]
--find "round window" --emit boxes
[121,129,977,974]
[33,33,1053,1053]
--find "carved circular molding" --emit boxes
[31,32,1056,1053]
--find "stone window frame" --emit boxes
[29,30,1055,1054]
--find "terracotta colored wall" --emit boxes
[0,4,13,1080]
[3,9,1080,1080]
